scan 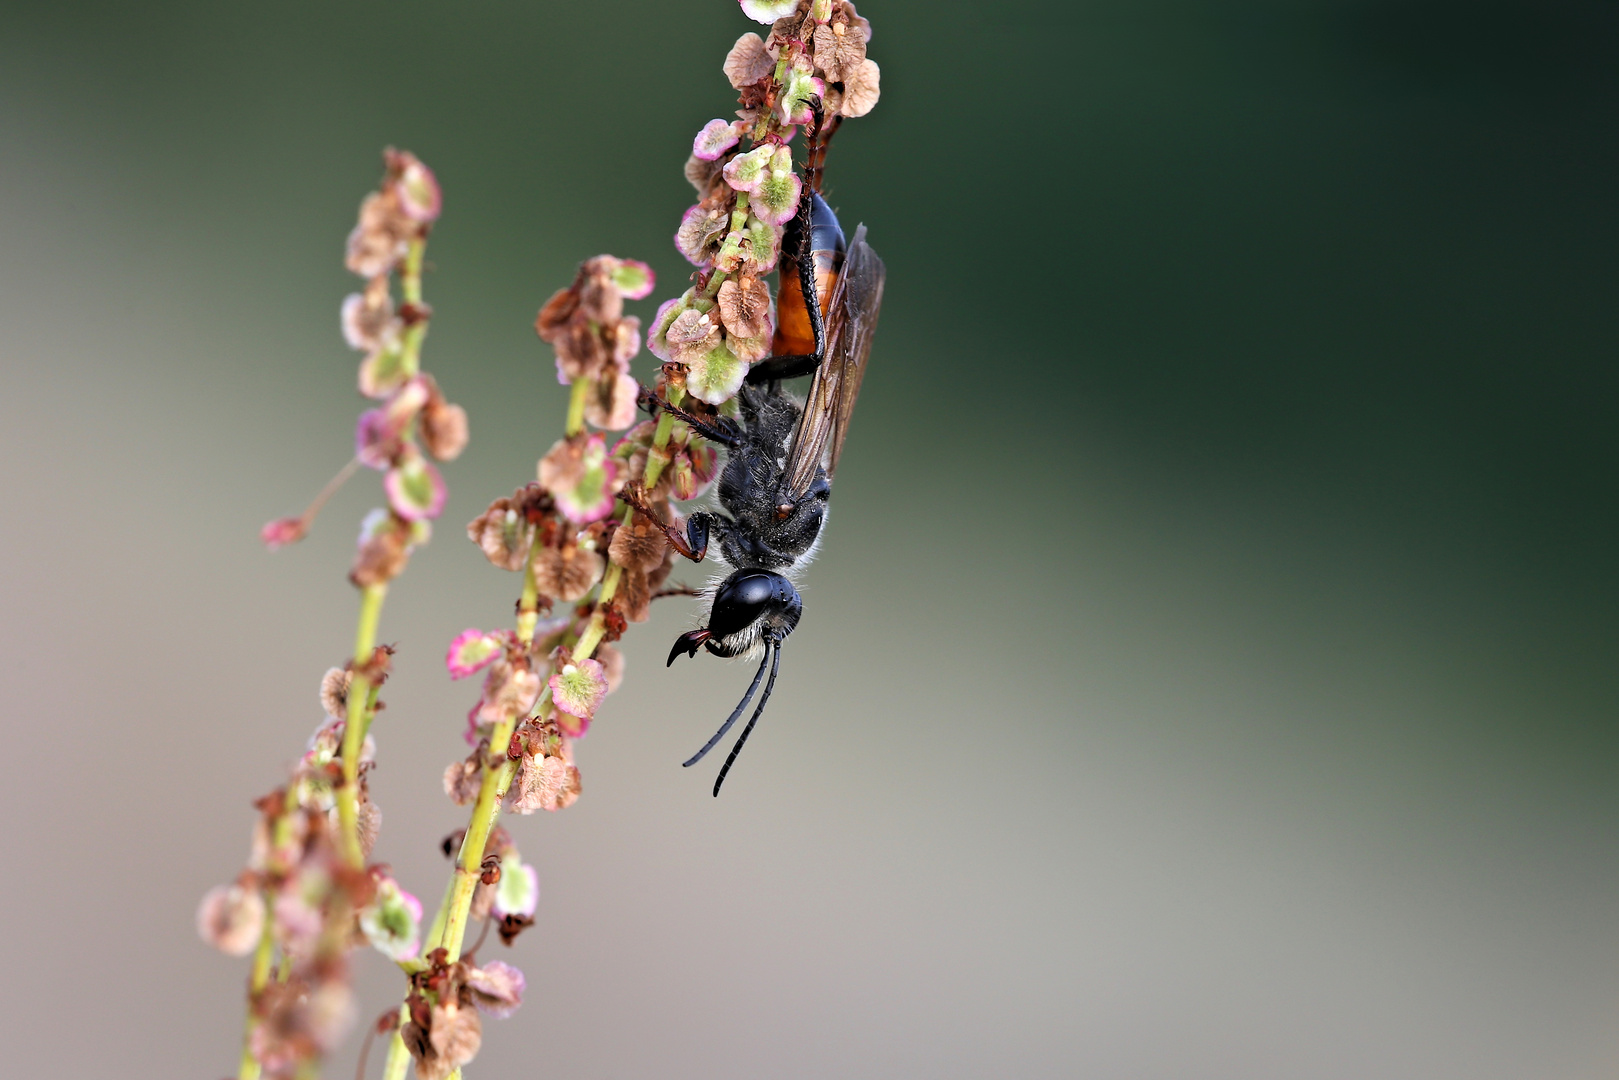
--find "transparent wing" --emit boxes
[780,224,884,499]
[825,226,883,478]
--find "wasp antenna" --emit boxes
[712,640,783,797]
[682,642,771,767]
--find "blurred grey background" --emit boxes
[2,1,1616,1077]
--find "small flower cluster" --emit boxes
[652,0,879,405]
[197,654,413,1078]
[399,948,525,1080]
[261,148,468,590]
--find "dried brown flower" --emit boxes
[407,996,482,1080]
[467,494,534,572]
[351,515,411,588]
[512,751,582,814]
[675,202,730,267]
[583,371,639,431]
[608,511,669,573]
[537,436,585,494]
[685,153,725,198]
[724,32,776,89]
[478,662,542,725]
[576,255,626,326]
[837,57,880,117]
[442,754,482,806]
[665,307,723,365]
[813,18,868,83]
[716,274,773,339]
[197,881,266,956]
[341,281,396,353]
[617,565,653,624]
[419,394,469,461]
[530,544,605,603]
[319,667,352,719]
[346,191,415,279]
[533,286,578,343]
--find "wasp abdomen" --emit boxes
[772,192,846,358]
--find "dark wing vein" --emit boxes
[780,224,884,499]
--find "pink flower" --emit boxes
[490,854,539,919]
[446,629,503,680]
[260,516,307,550]
[549,658,608,720]
[391,151,442,223]
[359,876,423,962]
[196,883,265,956]
[466,961,526,1019]
[384,450,447,521]
[610,258,656,300]
[739,0,798,22]
[693,118,743,161]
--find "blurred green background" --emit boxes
[2,0,1615,1076]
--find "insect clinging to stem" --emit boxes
[623,104,885,796]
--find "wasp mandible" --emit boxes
[625,108,885,795]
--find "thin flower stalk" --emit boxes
[381,254,658,1080]
[202,148,463,1080]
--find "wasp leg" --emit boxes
[744,186,826,385]
[636,383,742,446]
[619,483,722,562]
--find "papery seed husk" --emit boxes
[466,497,531,572]
[443,758,482,806]
[320,667,352,719]
[618,565,653,623]
[420,400,468,461]
[724,32,775,88]
[608,513,669,572]
[531,545,605,603]
[812,20,867,82]
[838,57,880,116]
[537,437,585,495]
[716,275,772,339]
[534,286,578,343]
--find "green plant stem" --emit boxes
[569,400,681,663]
[704,193,752,299]
[384,366,682,1079]
[403,238,425,305]
[235,900,275,1080]
[380,1006,412,1080]
[337,582,388,868]
[565,368,590,437]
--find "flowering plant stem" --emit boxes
[337,582,388,867]
[379,379,681,1080]
[236,918,276,1080]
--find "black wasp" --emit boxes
[625,113,885,796]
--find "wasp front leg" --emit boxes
[619,482,726,563]
[636,383,742,447]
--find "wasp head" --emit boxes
[667,569,802,664]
